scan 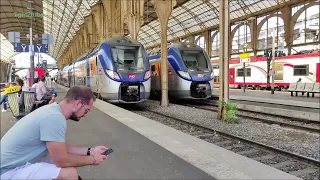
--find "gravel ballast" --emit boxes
[135,100,320,161]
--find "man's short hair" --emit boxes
[40,76,45,82]
[64,86,96,105]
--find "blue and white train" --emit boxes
[148,42,214,100]
[58,36,151,104]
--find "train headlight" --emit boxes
[210,72,214,79]
[105,69,120,80]
[177,71,191,80]
[144,71,151,80]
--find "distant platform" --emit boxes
[212,88,320,109]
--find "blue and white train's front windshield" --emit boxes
[110,45,146,73]
[180,50,211,73]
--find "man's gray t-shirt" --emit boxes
[0,102,66,175]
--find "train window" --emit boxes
[237,68,251,77]
[212,64,219,69]
[213,76,219,82]
[293,65,309,76]
[151,65,155,72]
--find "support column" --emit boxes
[218,0,230,120]
[92,4,103,43]
[82,24,88,52]
[102,0,125,38]
[154,0,173,107]
[249,18,258,56]
[127,0,144,40]
[204,31,212,57]
[281,6,292,55]
[85,16,93,49]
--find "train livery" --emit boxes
[58,36,151,103]
[212,50,320,90]
[148,42,214,99]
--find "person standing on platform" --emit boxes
[0,83,10,112]
[1,86,109,180]
[46,73,52,88]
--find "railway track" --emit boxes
[171,99,320,134]
[129,107,320,180]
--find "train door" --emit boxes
[168,64,174,89]
[86,60,90,87]
[97,57,103,95]
[316,63,320,83]
[150,64,157,91]
[229,68,235,84]
[68,69,72,88]
[154,63,161,91]
[90,58,98,93]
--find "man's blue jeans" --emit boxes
[0,94,8,110]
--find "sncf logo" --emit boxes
[128,74,136,78]
[197,74,204,78]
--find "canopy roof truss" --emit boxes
[0,0,312,62]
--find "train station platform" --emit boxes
[212,88,320,109]
[1,84,302,180]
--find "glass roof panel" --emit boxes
[39,0,299,57]
[183,18,199,29]
[262,1,272,7]
[167,34,174,40]
[188,26,201,32]
[190,3,210,16]
[198,11,216,23]
[175,31,185,37]
[203,19,218,27]
[0,33,16,62]
[171,7,186,17]
[43,0,100,59]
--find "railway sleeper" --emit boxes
[271,160,297,168]
[252,154,276,161]
[289,167,320,177]
[237,149,260,155]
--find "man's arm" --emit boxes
[41,84,51,96]
[47,141,94,168]
[67,144,89,156]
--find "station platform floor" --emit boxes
[0,84,302,180]
[212,88,320,109]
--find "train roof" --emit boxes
[71,36,144,64]
[148,42,204,56]
[105,36,142,46]
[170,42,203,50]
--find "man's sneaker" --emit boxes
[2,109,7,112]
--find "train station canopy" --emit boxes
[0,0,297,62]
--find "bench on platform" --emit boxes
[288,82,320,97]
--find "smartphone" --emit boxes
[102,148,114,155]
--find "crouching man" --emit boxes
[1,86,108,179]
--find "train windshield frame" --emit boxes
[110,45,146,73]
[179,49,210,73]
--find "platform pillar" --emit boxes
[92,3,104,43]
[126,0,144,40]
[85,15,94,49]
[102,0,125,38]
[281,6,292,55]
[154,0,173,107]
[218,0,230,120]
[249,18,258,56]
[204,31,212,57]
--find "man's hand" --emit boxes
[92,146,108,155]
[91,146,108,166]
